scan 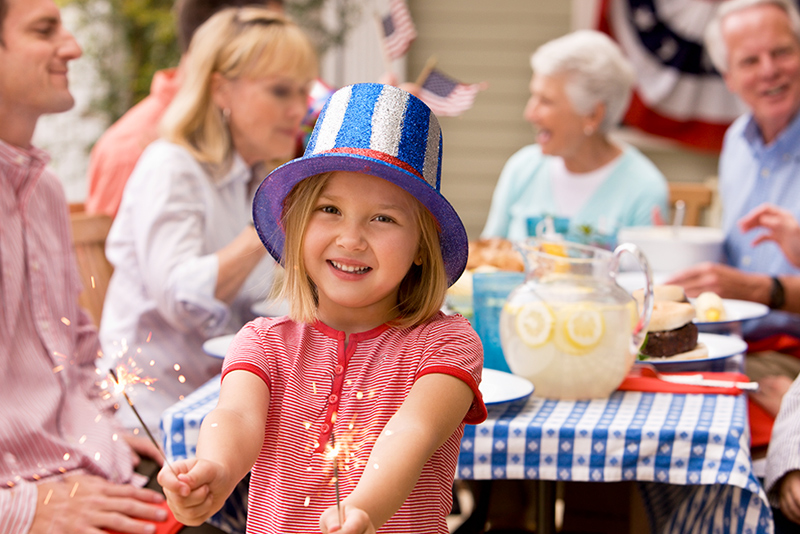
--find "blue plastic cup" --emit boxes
[526,215,570,237]
[472,271,526,373]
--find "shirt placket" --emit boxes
[315,335,352,453]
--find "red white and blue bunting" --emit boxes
[598,0,750,152]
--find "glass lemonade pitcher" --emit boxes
[499,238,654,399]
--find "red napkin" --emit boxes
[106,501,183,534]
[748,397,775,449]
[617,371,752,395]
[747,333,800,358]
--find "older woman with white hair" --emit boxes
[482,29,668,242]
[99,6,318,431]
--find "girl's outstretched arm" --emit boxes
[158,370,269,525]
[319,372,474,534]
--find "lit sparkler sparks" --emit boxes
[327,433,345,527]
[107,368,175,474]
[106,359,157,397]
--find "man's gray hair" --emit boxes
[530,30,636,133]
[704,0,800,73]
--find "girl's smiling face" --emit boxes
[303,171,422,332]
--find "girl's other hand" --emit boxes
[319,504,376,534]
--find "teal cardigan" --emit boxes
[481,144,669,241]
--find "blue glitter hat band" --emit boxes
[252,83,468,286]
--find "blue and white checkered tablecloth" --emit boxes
[161,376,248,534]
[162,366,773,534]
[457,390,773,534]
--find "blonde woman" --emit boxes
[99,6,318,431]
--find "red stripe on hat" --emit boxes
[322,147,427,183]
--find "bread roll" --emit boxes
[647,301,696,332]
[466,238,524,272]
[695,291,727,322]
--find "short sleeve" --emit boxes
[221,318,283,390]
[416,314,487,424]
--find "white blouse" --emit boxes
[99,139,278,430]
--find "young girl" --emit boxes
[158,83,487,534]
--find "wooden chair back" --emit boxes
[70,206,114,326]
[668,181,716,227]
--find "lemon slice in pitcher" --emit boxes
[515,302,554,347]
[556,304,604,354]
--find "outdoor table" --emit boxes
[161,353,771,534]
[456,386,771,534]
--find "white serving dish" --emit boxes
[617,226,724,273]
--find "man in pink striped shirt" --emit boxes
[0,1,172,532]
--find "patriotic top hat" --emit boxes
[253,83,468,286]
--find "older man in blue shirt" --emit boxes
[670,4,800,528]
[669,0,800,363]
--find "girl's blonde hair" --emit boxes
[279,173,449,328]
[160,6,318,171]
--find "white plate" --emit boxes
[691,298,769,325]
[644,333,747,366]
[615,273,770,326]
[202,334,236,359]
[480,368,535,405]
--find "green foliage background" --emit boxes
[57,0,361,124]
[57,0,179,123]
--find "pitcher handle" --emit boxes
[610,243,653,351]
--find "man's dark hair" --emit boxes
[0,0,7,46]
[175,0,283,53]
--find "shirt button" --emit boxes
[14,155,24,164]
[760,168,770,178]
[39,321,50,331]
[742,256,752,266]
[321,423,330,433]
[329,394,338,404]
[334,365,344,375]
[31,261,39,271]
[784,153,792,161]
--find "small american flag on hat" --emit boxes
[381,0,417,60]
[417,68,486,117]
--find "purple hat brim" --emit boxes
[253,151,468,286]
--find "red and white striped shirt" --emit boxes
[223,313,486,533]
[0,140,139,533]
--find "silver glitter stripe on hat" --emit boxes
[312,85,352,154]
[423,112,441,187]
[370,86,408,159]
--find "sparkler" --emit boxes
[108,368,176,474]
[330,432,345,527]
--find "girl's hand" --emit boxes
[157,459,228,526]
[319,504,376,534]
